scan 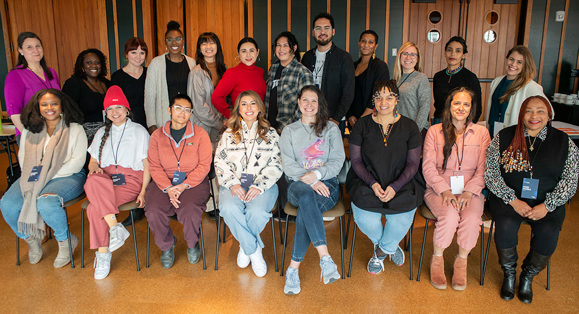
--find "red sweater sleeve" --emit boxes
[183,126,212,188]
[147,130,173,190]
[211,69,235,119]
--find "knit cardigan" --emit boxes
[144,53,196,128]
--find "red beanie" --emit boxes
[103,85,130,110]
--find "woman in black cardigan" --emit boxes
[347,30,390,128]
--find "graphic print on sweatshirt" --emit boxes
[301,138,325,170]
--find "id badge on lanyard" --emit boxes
[28,166,43,182]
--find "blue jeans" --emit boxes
[219,185,278,255]
[352,202,416,254]
[0,171,86,241]
[288,178,340,262]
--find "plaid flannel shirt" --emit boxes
[265,59,314,131]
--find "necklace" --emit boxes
[301,121,315,140]
[527,135,539,151]
[85,79,105,94]
[378,123,393,147]
[397,70,415,88]
[446,65,463,83]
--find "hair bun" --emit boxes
[167,20,181,31]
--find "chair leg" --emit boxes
[81,208,85,268]
[222,217,227,243]
[16,236,20,266]
[146,224,150,268]
[479,223,484,285]
[481,220,495,285]
[339,216,345,279]
[64,208,75,269]
[278,207,283,245]
[215,212,220,271]
[343,211,352,250]
[547,258,551,291]
[130,210,140,271]
[416,218,430,281]
[281,215,290,277]
[348,224,357,277]
[409,221,413,281]
[271,216,278,272]
[200,219,206,270]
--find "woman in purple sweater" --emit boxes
[4,32,60,139]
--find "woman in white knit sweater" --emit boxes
[214,90,282,277]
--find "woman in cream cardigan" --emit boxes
[485,46,551,136]
[144,21,195,133]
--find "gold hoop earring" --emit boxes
[234,56,240,64]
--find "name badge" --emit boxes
[28,166,43,182]
[111,173,126,186]
[521,178,539,200]
[240,173,254,189]
[172,171,187,185]
[450,175,465,194]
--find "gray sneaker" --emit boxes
[109,223,130,252]
[284,267,301,295]
[320,255,341,284]
[388,245,405,266]
[367,253,385,274]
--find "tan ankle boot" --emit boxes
[24,236,43,264]
[54,234,78,268]
[430,255,447,289]
[452,256,468,291]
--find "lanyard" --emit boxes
[170,137,188,171]
[455,132,466,171]
[110,121,128,172]
[241,128,258,172]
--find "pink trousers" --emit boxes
[424,188,484,251]
[85,166,143,249]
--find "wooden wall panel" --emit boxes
[155,0,183,57]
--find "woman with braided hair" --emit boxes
[84,85,151,279]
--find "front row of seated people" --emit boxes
[0,83,577,303]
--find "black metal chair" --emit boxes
[16,192,86,268]
[347,212,415,280]
[280,198,347,279]
[80,199,141,270]
[481,209,551,290]
[415,203,486,283]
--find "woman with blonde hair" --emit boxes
[486,45,549,136]
[392,42,431,135]
[215,90,282,277]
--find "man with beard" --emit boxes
[302,12,355,135]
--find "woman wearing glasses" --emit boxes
[392,42,431,136]
[145,94,212,269]
[145,21,196,134]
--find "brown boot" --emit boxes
[430,255,447,289]
[452,256,468,291]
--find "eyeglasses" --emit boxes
[172,105,192,114]
[313,26,332,32]
[165,37,183,43]
[401,52,418,59]
[375,94,398,102]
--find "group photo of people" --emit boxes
[1,4,578,311]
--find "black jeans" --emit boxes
[494,215,561,256]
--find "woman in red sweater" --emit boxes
[145,94,212,269]
[211,37,266,119]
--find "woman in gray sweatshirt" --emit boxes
[279,85,345,295]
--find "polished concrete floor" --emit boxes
[0,150,578,313]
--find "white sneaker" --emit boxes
[322,217,336,222]
[109,223,130,252]
[237,246,250,268]
[94,251,112,280]
[249,246,267,277]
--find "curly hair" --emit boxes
[298,85,329,137]
[165,20,183,38]
[72,48,108,79]
[21,89,84,133]
[441,87,477,171]
[226,90,271,144]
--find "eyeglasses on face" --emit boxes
[172,105,192,114]
[166,37,183,43]
[401,52,418,59]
